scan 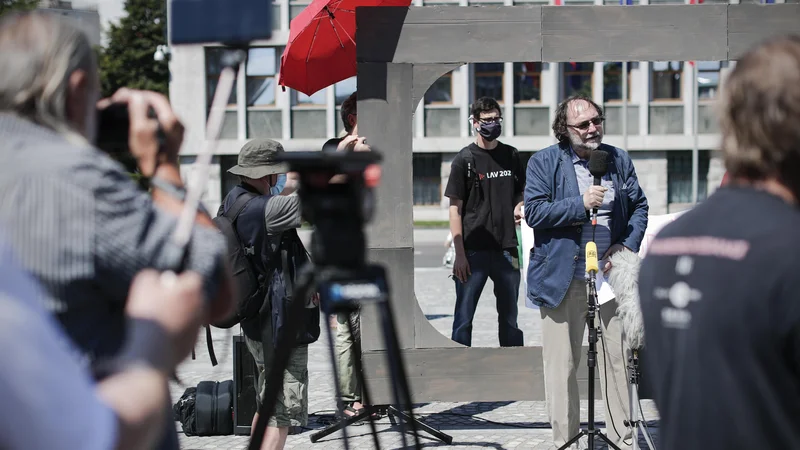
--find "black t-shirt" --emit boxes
[444,142,524,251]
[639,186,800,450]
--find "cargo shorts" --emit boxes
[244,336,309,428]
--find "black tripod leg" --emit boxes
[344,312,381,450]
[557,430,587,450]
[596,431,623,450]
[387,406,453,445]
[247,270,315,450]
[320,310,351,450]
[378,299,421,449]
[309,406,373,443]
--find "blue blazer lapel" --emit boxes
[559,146,580,198]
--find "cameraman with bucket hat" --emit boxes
[218,139,320,450]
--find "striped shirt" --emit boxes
[572,148,614,278]
[0,113,225,363]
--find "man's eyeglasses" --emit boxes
[567,116,604,131]
[478,117,503,124]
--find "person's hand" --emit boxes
[352,136,371,152]
[601,244,630,274]
[514,203,523,224]
[452,252,471,283]
[97,88,185,177]
[125,270,205,367]
[336,135,371,152]
[337,135,359,152]
[583,185,607,211]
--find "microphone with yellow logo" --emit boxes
[585,241,599,275]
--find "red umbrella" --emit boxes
[278,0,410,96]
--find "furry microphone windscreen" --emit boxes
[608,249,644,350]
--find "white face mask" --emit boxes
[270,173,286,195]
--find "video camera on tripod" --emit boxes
[246,151,450,450]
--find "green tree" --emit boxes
[99,0,168,97]
[0,0,38,16]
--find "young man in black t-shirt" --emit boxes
[638,36,800,450]
[321,91,371,420]
[444,96,524,347]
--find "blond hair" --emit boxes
[0,11,97,143]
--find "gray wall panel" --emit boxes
[358,5,800,65]
[358,63,415,250]
[357,6,543,64]
[542,5,728,62]
[362,347,610,403]
[729,4,800,60]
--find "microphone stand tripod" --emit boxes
[625,350,657,450]
[558,220,621,450]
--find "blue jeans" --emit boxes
[451,249,524,347]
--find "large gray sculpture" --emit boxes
[354,4,799,404]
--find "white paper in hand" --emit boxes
[596,270,616,305]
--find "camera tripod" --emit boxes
[558,242,621,450]
[310,303,453,448]
[247,151,451,450]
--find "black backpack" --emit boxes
[211,192,266,329]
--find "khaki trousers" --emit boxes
[540,278,632,450]
[335,311,362,403]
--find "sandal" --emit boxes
[335,403,363,420]
[337,402,379,421]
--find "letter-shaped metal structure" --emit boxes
[354,4,799,404]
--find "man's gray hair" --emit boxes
[0,11,97,140]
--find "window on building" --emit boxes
[651,61,682,100]
[272,2,282,31]
[697,61,722,99]
[219,155,239,200]
[335,77,357,105]
[513,62,542,103]
[295,89,326,106]
[563,62,593,99]
[413,154,442,206]
[205,47,238,112]
[667,150,710,205]
[603,62,631,102]
[289,0,310,20]
[474,63,504,102]
[246,47,279,106]
[424,72,453,104]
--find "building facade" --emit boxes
[169,0,795,219]
[38,1,102,47]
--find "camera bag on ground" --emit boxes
[174,380,235,436]
[195,380,235,436]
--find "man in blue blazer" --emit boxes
[524,95,648,450]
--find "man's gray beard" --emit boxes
[569,136,601,154]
